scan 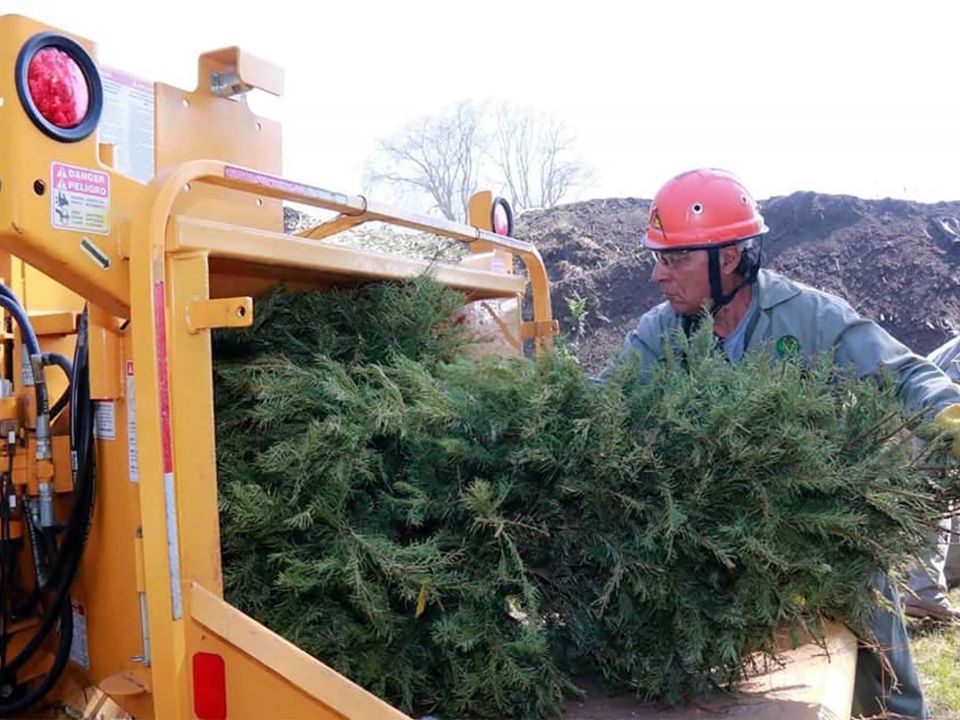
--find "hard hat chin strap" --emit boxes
[681,239,763,336]
[709,238,764,314]
[707,248,736,314]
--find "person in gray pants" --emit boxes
[601,168,960,720]
[904,334,960,621]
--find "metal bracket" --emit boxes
[520,320,560,339]
[0,398,16,421]
[210,71,254,97]
[186,298,253,333]
[99,673,149,697]
[297,213,369,240]
[202,47,284,97]
[27,311,78,337]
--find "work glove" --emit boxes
[934,403,960,458]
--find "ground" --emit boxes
[909,591,960,720]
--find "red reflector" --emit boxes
[27,47,89,128]
[493,202,511,236]
[193,652,227,720]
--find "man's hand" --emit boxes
[934,404,960,458]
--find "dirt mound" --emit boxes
[517,193,960,373]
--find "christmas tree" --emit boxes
[213,277,956,718]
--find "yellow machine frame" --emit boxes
[0,13,559,719]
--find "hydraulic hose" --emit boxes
[10,308,92,606]
[0,291,50,461]
[0,287,92,714]
[0,307,95,686]
[0,600,73,718]
[42,353,73,421]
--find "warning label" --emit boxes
[94,400,117,440]
[126,361,139,483]
[70,601,90,670]
[100,67,155,182]
[51,162,110,235]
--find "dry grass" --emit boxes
[909,590,960,719]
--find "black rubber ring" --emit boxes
[491,196,514,237]
[15,32,104,143]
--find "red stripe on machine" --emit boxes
[224,165,349,204]
[153,280,174,474]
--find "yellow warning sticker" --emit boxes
[50,162,110,235]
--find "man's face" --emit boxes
[650,249,712,315]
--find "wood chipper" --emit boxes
[0,13,858,720]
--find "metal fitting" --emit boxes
[39,481,54,528]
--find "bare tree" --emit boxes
[364,103,484,222]
[491,104,591,211]
[365,101,590,221]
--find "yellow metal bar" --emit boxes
[127,163,225,720]
[168,251,226,597]
[202,163,555,348]
[88,305,122,400]
[296,214,370,240]
[0,398,16,421]
[190,583,409,720]
[520,320,560,340]
[186,297,253,333]
[155,161,553,348]
[27,311,78,337]
[173,217,527,300]
[479,301,523,352]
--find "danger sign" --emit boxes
[50,162,111,235]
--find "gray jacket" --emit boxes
[928,334,960,384]
[609,269,960,416]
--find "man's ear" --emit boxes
[721,245,742,275]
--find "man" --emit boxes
[905,333,960,619]
[934,335,960,589]
[605,168,960,720]
[931,335,960,384]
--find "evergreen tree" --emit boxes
[214,277,957,718]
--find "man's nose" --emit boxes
[651,260,669,282]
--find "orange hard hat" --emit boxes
[645,168,768,250]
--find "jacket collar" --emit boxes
[755,269,801,310]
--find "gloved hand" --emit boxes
[934,403,960,458]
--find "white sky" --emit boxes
[5,0,960,202]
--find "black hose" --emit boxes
[0,473,10,679]
[10,312,91,614]
[48,395,69,424]
[0,292,95,713]
[0,600,73,718]
[0,308,94,682]
[42,354,72,421]
[40,354,71,379]
[0,296,48,422]
[0,286,53,432]
[19,314,91,613]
